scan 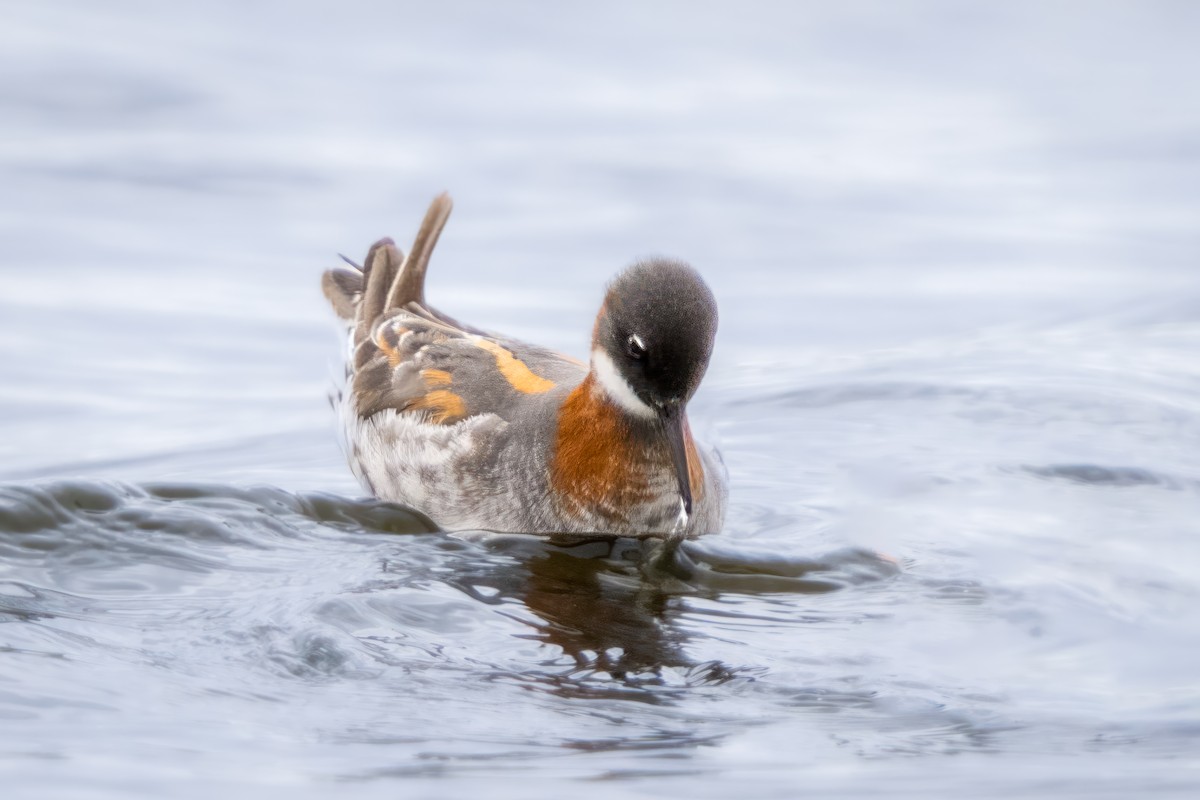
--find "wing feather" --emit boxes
[324,193,586,425]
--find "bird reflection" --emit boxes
[520,540,688,681]
[453,535,721,688]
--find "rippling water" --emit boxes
[3,2,1200,798]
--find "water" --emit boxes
[2,1,1200,797]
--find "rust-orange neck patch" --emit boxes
[550,375,705,524]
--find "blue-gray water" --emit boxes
[2,2,1199,797]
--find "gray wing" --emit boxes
[351,305,585,423]
[320,194,585,424]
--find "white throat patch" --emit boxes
[591,349,656,418]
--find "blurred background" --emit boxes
[3,0,1198,485]
[2,2,1200,798]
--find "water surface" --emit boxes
[2,2,1199,798]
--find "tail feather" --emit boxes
[385,192,453,312]
[321,268,363,320]
[356,237,404,350]
[320,192,454,340]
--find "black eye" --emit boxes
[625,334,646,361]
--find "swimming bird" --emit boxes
[321,194,726,537]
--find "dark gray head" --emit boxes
[591,258,718,412]
[590,258,718,517]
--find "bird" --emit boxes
[321,193,726,538]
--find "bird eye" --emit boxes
[625,334,646,361]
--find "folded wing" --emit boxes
[321,194,585,426]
